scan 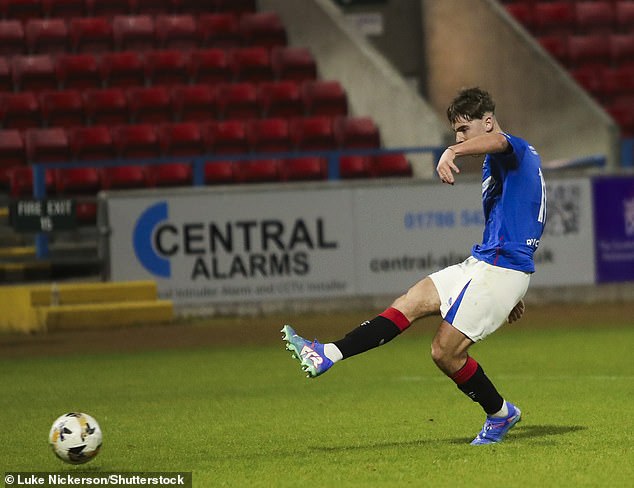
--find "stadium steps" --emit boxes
[0,280,173,332]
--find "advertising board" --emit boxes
[106,177,597,305]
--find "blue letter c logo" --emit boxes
[133,201,171,278]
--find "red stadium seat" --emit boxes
[111,123,159,158]
[127,86,172,123]
[302,80,348,117]
[609,34,634,65]
[11,55,58,92]
[571,65,607,99]
[234,159,280,183]
[290,116,336,151]
[0,58,10,91]
[575,2,615,34]
[568,34,610,67]
[230,46,274,82]
[271,46,318,83]
[113,15,155,51]
[147,162,192,187]
[155,14,198,49]
[0,129,26,169]
[157,122,204,156]
[25,18,69,55]
[602,66,634,98]
[55,167,100,194]
[68,125,115,161]
[204,160,235,184]
[0,92,40,130]
[8,166,55,197]
[110,129,158,193]
[616,1,634,32]
[69,17,114,53]
[372,153,412,177]
[216,82,260,120]
[339,155,372,179]
[188,48,231,84]
[281,156,326,181]
[533,2,575,34]
[247,118,291,153]
[1,0,44,22]
[334,116,381,149]
[202,120,248,154]
[144,49,189,86]
[24,127,70,163]
[84,88,129,125]
[171,84,218,122]
[56,53,101,89]
[39,90,85,128]
[239,11,287,48]
[0,20,24,56]
[43,0,87,19]
[197,13,241,48]
[258,80,304,118]
[100,165,147,189]
[100,51,145,88]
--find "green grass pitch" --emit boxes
[1,313,633,487]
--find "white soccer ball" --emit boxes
[49,412,102,464]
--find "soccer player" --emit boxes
[282,87,547,445]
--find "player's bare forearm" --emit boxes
[451,132,509,158]
[437,133,509,185]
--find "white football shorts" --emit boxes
[429,256,530,342]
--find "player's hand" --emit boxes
[507,299,525,324]
[436,147,460,185]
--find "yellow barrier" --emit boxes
[0,281,173,333]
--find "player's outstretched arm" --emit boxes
[436,133,510,185]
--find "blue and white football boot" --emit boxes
[281,324,333,378]
[471,402,522,445]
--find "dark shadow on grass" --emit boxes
[448,424,587,444]
[308,425,588,453]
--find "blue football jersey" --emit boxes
[471,133,547,272]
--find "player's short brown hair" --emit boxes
[447,87,496,124]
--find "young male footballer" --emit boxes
[282,87,547,445]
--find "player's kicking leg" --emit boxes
[282,278,439,378]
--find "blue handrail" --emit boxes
[30,145,446,258]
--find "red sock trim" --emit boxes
[379,307,411,332]
[451,357,478,385]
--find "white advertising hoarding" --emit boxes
[107,186,356,304]
[106,177,595,305]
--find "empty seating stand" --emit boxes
[0,0,402,219]
[504,0,634,137]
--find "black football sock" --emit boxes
[333,307,411,359]
[451,357,504,415]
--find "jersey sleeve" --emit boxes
[493,132,525,169]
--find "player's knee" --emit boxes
[430,340,449,370]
